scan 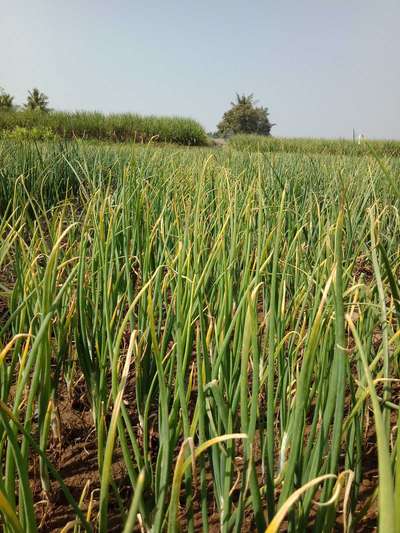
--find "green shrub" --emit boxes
[2,125,57,141]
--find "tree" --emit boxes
[25,88,49,112]
[217,93,274,137]
[0,87,15,111]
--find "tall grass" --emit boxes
[0,110,208,145]
[228,133,400,157]
[0,140,399,531]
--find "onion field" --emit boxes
[0,140,399,532]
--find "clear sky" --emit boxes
[1,0,399,139]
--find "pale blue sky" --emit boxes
[1,1,399,139]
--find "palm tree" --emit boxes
[25,88,49,112]
[231,93,256,106]
[218,92,274,137]
[0,88,14,110]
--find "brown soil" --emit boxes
[25,369,384,532]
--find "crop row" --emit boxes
[0,141,399,531]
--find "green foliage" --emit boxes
[0,110,208,145]
[217,93,274,137]
[1,126,56,141]
[0,140,399,531]
[24,88,50,112]
[228,133,400,157]
[0,88,14,111]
